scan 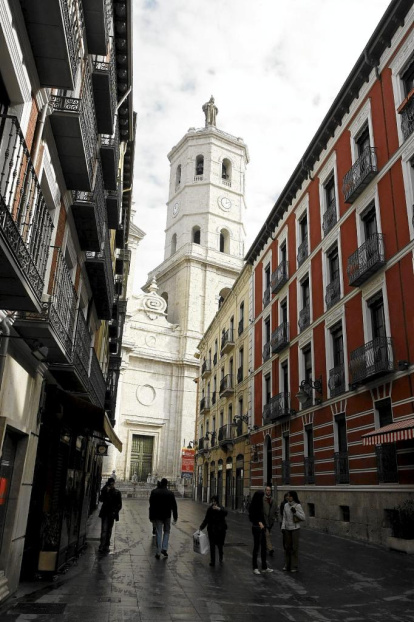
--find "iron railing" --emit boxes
[271,322,289,354]
[304,457,315,484]
[376,444,398,483]
[349,336,394,385]
[201,360,212,376]
[0,115,54,302]
[400,95,414,142]
[262,341,271,362]
[328,364,346,398]
[342,146,377,203]
[271,261,289,294]
[322,198,337,236]
[200,397,211,412]
[298,304,310,332]
[347,233,385,287]
[297,238,308,267]
[92,44,117,111]
[263,392,291,423]
[218,424,234,443]
[219,374,234,395]
[72,162,106,246]
[325,277,341,309]
[63,0,83,83]
[221,329,234,352]
[101,129,120,166]
[263,285,271,308]
[85,230,115,314]
[334,451,350,484]
[282,461,290,485]
[73,310,92,389]
[89,347,106,409]
[46,248,78,357]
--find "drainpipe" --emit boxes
[0,311,11,390]
[31,90,52,171]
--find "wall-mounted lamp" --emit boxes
[233,414,249,424]
[398,360,410,370]
[248,424,259,434]
[296,376,323,406]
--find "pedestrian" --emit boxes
[111,469,117,482]
[281,490,306,573]
[263,485,277,557]
[279,492,289,526]
[98,477,122,553]
[149,480,161,538]
[249,490,273,575]
[199,495,228,567]
[149,477,178,559]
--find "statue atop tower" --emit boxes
[202,96,218,127]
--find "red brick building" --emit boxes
[245,0,414,546]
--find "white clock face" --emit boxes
[219,196,232,211]
[172,202,180,217]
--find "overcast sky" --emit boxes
[131,0,392,293]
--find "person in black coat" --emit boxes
[249,490,273,575]
[199,495,227,567]
[98,477,122,553]
[149,478,178,559]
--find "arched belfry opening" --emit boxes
[175,165,181,190]
[219,229,230,254]
[195,155,204,177]
[192,226,201,245]
[171,233,177,255]
[222,158,232,184]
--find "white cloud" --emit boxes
[131,0,392,291]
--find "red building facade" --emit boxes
[246,0,414,546]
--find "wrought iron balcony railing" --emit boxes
[334,451,350,484]
[73,310,92,390]
[282,460,290,485]
[85,231,115,319]
[201,360,212,377]
[375,444,398,483]
[92,48,117,134]
[271,261,289,294]
[400,94,414,142]
[322,198,337,237]
[342,146,378,203]
[105,354,122,423]
[263,402,271,421]
[298,304,310,332]
[347,233,385,287]
[72,163,106,251]
[263,285,271,308]
[200,397,211,412]
[304,457,315,484]
[271,322,289,354]
[325,277,341,309]
[263,392,291,424]
[349,336,394,385]
[262,341,271,362]
[100,126,120,191]
[328,364,346,398]
[219,374,234,396]
[221,329,235,354]
[89,347,106,409]
[0,115,54,310]
[218,424,234,444]
[197,437,205,451]
[297,238,309,267]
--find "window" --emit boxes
[369,293,386,340]
[304,424,315,484]
[264,373,271,405]
[302,277,310,309]
[376,398,393,427]
[326,244,340,309]
[192,226,201,244]
[325,176,336,210]
[402,59,414,96]
[195,155,204,176]
[264,263,271,288]
[280,298,288,324]
[356,124,370,156]
[264,316,271,343]
[222,158,231,181]
[298,276,310,332]
[175,164,181,190]
[303,345,312,384]
[305,425,314,459]
[298,214,308,266]
[219,411,224,428]
[238,301,244,335]
[280,241,287,264]
[334,414,349,484]
[362,203,377,240]
[228,404,233,425]
[322,174,338,236]
[171,233,177,255]
[219,229,229,253]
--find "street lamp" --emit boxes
[233,414,249,424]
[296,376,323,405]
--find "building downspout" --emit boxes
[0,311,11,390]
[31,90,52,170]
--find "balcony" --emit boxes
[262,341,271,362]
[400,95,414,141]
[237,367,243,384]
[83,0,110,56]
[0,115,54,312]
[271,322,289,354]
[100,129,120,191]
[218,424,235,446]
[349,336,394,386]
[271,261,289,294]
[85,231,114,319]
[325,277,341,309]
[115,248,131,276]
[105,355,122,425]
[263,392,291,424]
[334,451,350,484]
[201,360,212,378]
[263,286,271,308]
[106,187,121,230]
[89,347,106,408]
[92,50,117,135]
[197,437,206,452]
[322,199,337,237]
[20,0,81,89]
[342,146,378,204]
[282,461,290,485]
[49,77,97,191]
[376,444,398,483]
[115,223,125,250]
[304,457,315,484]
[297,239,308,267]
[221,329,235,354]
[200,397,211,413]
[298,304,310,332]
[328,364,346,398]
[219,374,234,397]
[71,165,105,251]
[347,233,386,287]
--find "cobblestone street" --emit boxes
[1,497,414,622]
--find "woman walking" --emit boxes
[281,490,306,572]
[199,495,227,567]
[249,490,273,575]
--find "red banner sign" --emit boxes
[181,448,195,475]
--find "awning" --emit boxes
[103,412,122,452]
[362,417,414,445]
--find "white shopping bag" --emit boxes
[193,530,209,555]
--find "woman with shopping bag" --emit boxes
[199,495,228,566]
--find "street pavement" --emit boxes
[1,497,414,621]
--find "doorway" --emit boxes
[130,435,153,481]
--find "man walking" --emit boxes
[263,485,277,556]
[149,478,178,559]
[98,477,122,553]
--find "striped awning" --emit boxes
[362,417,414,445]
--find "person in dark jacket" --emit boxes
[149,478,178,559]
[98,477,122,553]
[199,495,227,567]
[249,490,273,575]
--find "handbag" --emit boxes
[193,530,210,555]
[293,514,303,523]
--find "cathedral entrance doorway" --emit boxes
[130,435,153,481]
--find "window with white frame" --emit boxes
[325,243,341,309]
[297,212,309,267]
[298,275,310,332]
[328,322,345,397]
[322,174,338,236]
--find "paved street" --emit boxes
[1,497,414,622]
